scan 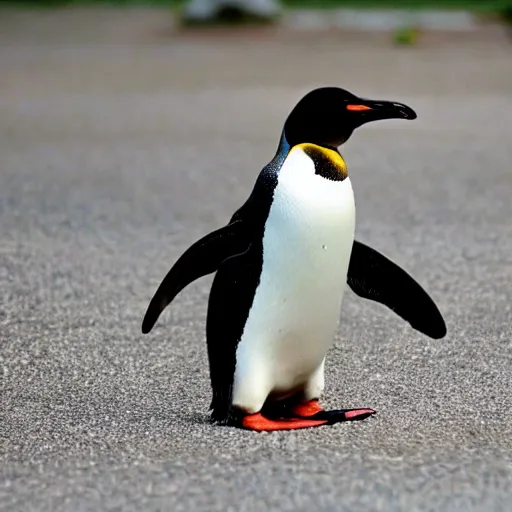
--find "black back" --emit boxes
[206,134,289,423]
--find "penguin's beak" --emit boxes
[347,99,417,122]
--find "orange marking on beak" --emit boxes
[347,105,372,111]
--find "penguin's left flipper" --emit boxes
[347,241,447,339]
[142,220,251,334]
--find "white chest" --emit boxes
[235,148,356,396]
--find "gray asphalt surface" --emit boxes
[1,9,512,512]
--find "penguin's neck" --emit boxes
[275,131,291,159]
[293,143,348,182]
[274,132,348,181]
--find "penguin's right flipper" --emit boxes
[347,241,447,339]
[142,220,251,334]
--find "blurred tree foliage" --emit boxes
[2,0,512,15]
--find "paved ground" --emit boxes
[1,8,512,512]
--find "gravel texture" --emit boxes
[1,9,512,512]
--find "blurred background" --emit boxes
[2,0,512,510]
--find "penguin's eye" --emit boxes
[346,105,372,111]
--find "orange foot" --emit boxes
[290,399,324,417]
[290,399,376,423]
[241,412,328,431]
[240,400,376,431]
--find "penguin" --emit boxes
[141,87,446,432]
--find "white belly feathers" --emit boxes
[233,146,356,412]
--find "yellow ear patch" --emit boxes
[291,143,348,180]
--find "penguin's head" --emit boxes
[284,87,417,148]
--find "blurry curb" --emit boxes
[283,9,481,32]
[174,7,511,45]
[177,7,484,31]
